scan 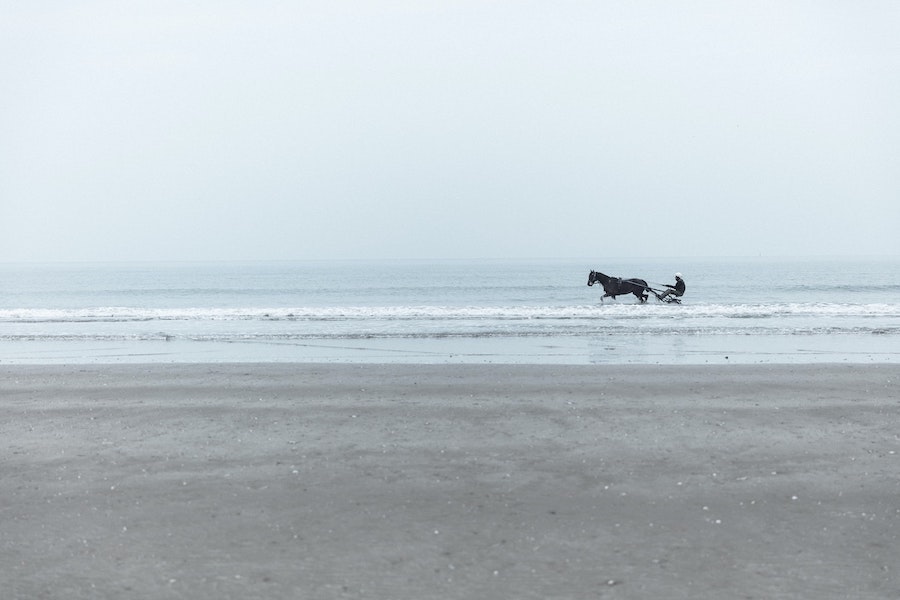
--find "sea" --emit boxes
[1,257,898,365]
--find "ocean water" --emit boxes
[1,257,898,364]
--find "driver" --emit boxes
[659,273,685,301]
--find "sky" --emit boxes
[1,1,898,262]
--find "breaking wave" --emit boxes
[2,302,898,341]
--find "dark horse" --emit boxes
[587,270,650,303]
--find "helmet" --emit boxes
[674,272,683,279]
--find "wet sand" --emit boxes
[2,363,899,599]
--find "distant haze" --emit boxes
[2,1,898,262]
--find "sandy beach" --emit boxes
[2,363,899,599]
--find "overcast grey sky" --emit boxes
[2,1,898,262]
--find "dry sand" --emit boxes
[2,363,899,599]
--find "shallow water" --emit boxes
[2,257,898,364]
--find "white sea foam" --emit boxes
[2,302,900,323]
[1,303,898,343]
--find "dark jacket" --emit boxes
[667,279,686,296]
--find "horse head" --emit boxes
[587,270,609,287]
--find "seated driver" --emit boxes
[659,273,685,301]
